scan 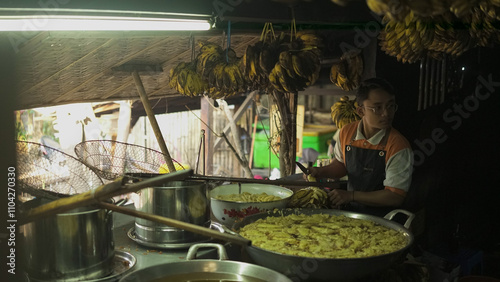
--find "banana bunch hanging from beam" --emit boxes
[368,0,500,62]
[331,95,360,129]
[168,62,208,97]
[268,32,322,94]
[465,2,500,47]
[378,12,434,63]
[269,49,321,94]
[207,58,247,99]
[241,32,286,91]
[330,50,363,91]
[194,41,247,99]
[427,16,476,57]
[366,0,411,21]
[288,186,329,209]
[241,28,322,94]
[196,41,224,79]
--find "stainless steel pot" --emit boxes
[20,198,123,281]
[231,208,415,282]
[133,179,210,243]
[119,243,293,282]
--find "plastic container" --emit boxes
[302,124,337,153]
[253,129,280,169]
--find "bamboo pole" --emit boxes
[20,169,193,224]
[248,114,258,168]
[188,174,343,189]
[132,70,176,173]
[97,201,251,246]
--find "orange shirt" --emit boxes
[334,120,413,196]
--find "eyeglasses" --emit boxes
[362,104,398,115]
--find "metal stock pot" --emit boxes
[20,198,123,281]
[231,208,415,282]
[131,177,210,244]
[119,243,293,282]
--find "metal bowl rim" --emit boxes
[209,184,294,203]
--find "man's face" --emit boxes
[357,89,397,130]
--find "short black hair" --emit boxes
[356,78,396,105]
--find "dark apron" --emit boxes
[344,128,392,217]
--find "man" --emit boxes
[307,78,413,217]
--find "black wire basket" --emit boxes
[74,140,185,180]
[16,140,104,200]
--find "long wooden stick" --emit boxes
[188,174,344,189]
[132,70,176,173]
[20,169,194,225]
[248,114,258,168]
[98,201,251,246]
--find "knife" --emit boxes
[296,162,333,192]
[296,162,309,175]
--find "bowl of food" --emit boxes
[209,183,293,227]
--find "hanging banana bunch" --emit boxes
[331,95,360,129]
[241,23,287,92]
[366,0,411,21]
[404,0,448,17]
[378,12,432,64]
[169,39,210,97]
[196,41,224,79]
[426,15,476,57]
[367,0,500,62]
[268,29,322,94]
[330,49,363,91]
[448,0,478,18]
[195,41,247,99]
[207,51,247,99]
[465,2,500,47]
[242,22,322,94]
[169,62,209,97]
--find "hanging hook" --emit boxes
[290,7,297,41]
[226,21,231,63]
[189,33,195,62]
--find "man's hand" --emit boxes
[302,166,319,181]
[328,189,353,207]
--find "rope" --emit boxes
[226,21,231,63]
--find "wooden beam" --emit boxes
[213,91,256,149]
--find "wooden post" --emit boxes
[213,91,256,149]
[200,97,214,175]
[132,70,176,173]
[248,114,258,168]
[290,92,298,176]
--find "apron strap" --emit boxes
[378,127,391,150]
[347,127,392,149]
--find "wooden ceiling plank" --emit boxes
[52,73,105,103]
[51,36,174,104]
[15,31,51,55]
[102,80,134,100]
[20,38,118,96]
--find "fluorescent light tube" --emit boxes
[0,15,211,31]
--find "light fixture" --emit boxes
[0,8,212,31]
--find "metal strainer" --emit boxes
[16,141,104,200]
[74,140,185,180]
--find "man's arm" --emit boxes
[352,189,405,207]
[328,186,405,207]
[308,158,347,179]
